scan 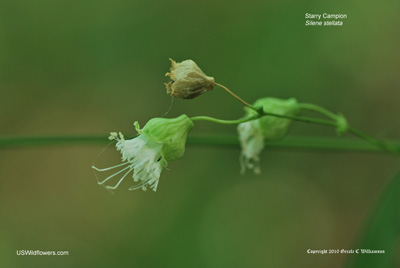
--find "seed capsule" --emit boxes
[165,58,215,99]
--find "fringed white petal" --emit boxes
[116,134,164,191]
[93,133,165,192]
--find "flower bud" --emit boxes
[165,58,215,99]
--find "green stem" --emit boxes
[0,135,108,147]
[296,103,399,154]
[260,112,337,127]
[191,113,337,128]
[262,112,399,155]
[191,112,399,156]
[189,136,400,153]
[191,115,257,125]
[348,127,399,154]
[0,134,399,154]
[197,80,397,155]
[298,103,339,121]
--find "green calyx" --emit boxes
[246,97,300,139]
[138,114,194,161]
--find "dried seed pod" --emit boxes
[165,58,215,99]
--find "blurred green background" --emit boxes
[1,0,400,267]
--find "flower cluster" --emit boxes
[93,58,347,192]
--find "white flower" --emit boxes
[92,115,193,192]
[237,120,264,174]
[93,132,166,192]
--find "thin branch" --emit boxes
[0,135,399,155]
[214,82,253,108]
[191,115,257,125]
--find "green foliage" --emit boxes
[348,170,400,268]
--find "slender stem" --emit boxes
[191,115,257,125]
[263,112,399,155]
[214,82,253,108]
[192,112,336,128]
[191,112,400,156]
[298,103,339,121]
[259,111,337,127]
[0,135,108,148]
[204,82,394,154]
[0,134,399,154]
[298,102,399,154]
[348,127,399,154]
[189,136,400,153]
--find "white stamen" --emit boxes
[106,167,134,190]
[91,161,130,172]
[129,183,145,191]
[96,131,166,191]
[97,165,131,185]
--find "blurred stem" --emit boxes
[0,135,107,147]
[298,103,399,154]
[0,135,399,155]
[192,113,337,127]
[348,127,399,154]
[191,113,400,156]
[207,82,396,154]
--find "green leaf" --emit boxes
[348,169,400,268]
